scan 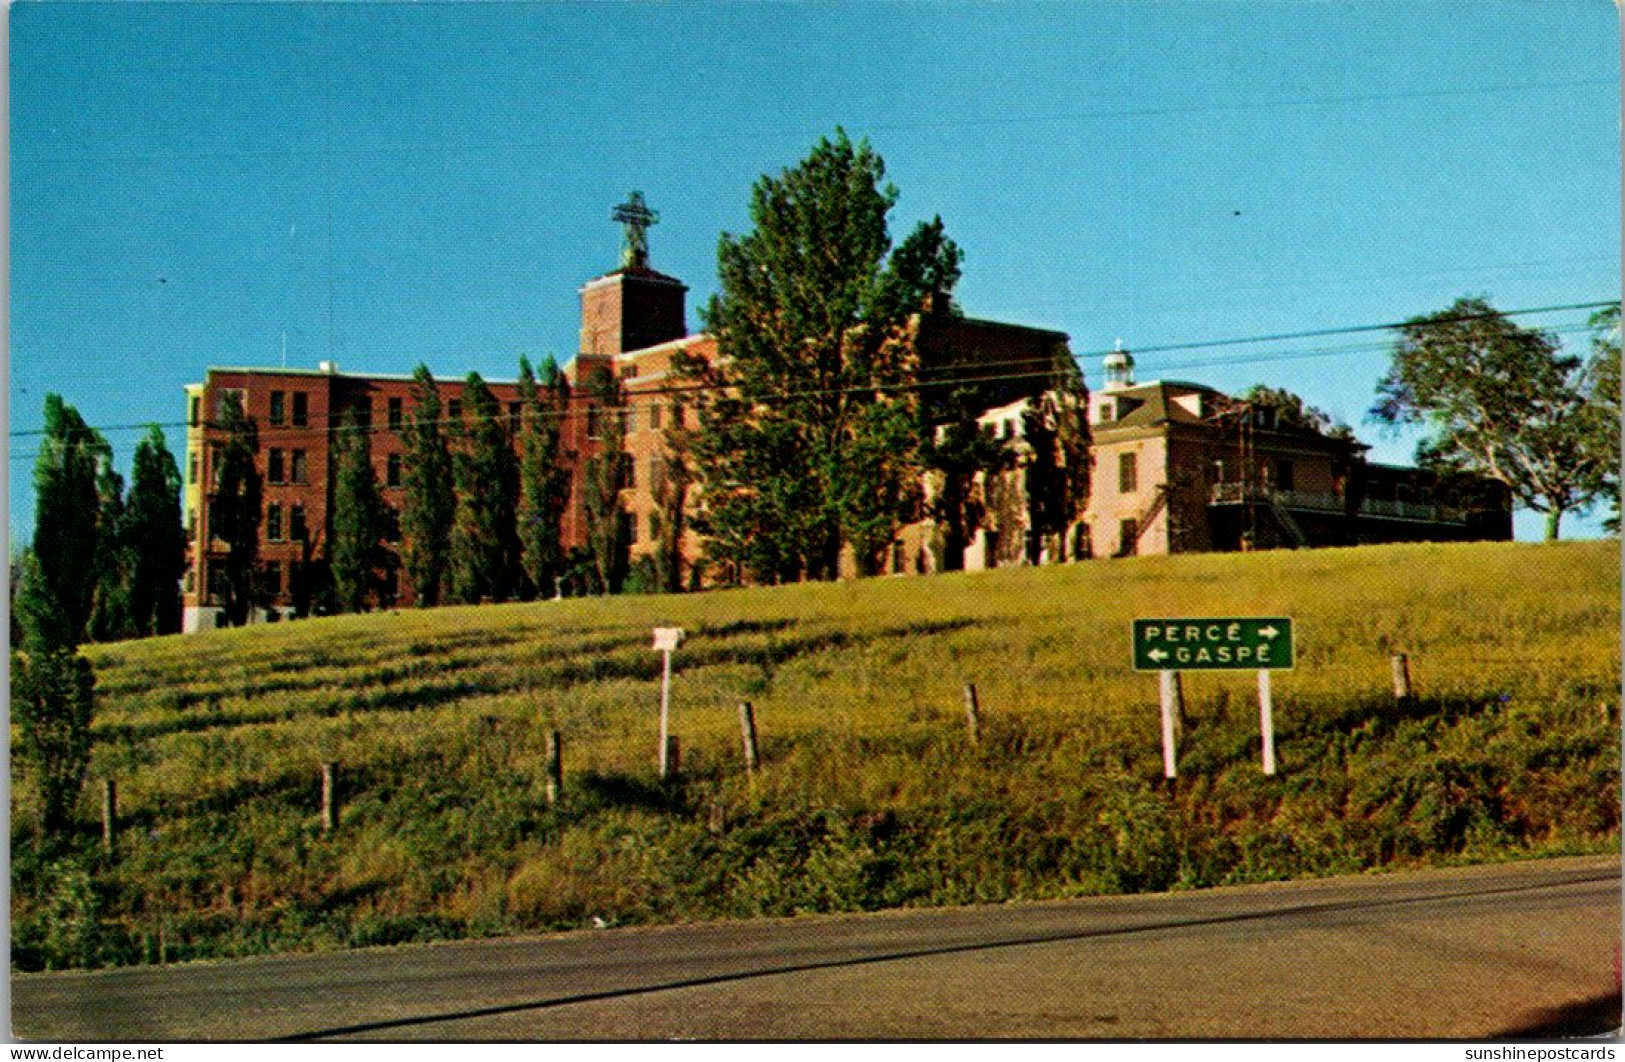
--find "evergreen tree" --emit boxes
[1373,297,1606,541]
[650,397,694,594]
[450,373,520,603]
[21,395,104,649]
[213,392,263,626]
[922,389,1010,572]
[580,368,631,595]
[1020,352,1092,563]
[13,630,95,839]
[400,365,455,607]
[16,395,104,840]
[516,355,572,600]
[88,457,134,642]
[692,130,963,581]
[124,425,186,636]
[330,407,387,613]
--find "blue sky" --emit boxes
[10,1,1620,543]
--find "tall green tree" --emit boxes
[580,368,631,595]
[1373,297,1606,541]
[21,395,105,648]
[450,373,520,603]
[691,130,963,581]
[400,365,455,606]
[16,395,104,840]
[330,407,387,612]
[516,355,572,600]
[922,389,1010,572]
[213,392,263,625]
[88,457,134,642]
[12,622,95,839]
[1020,352,1092,563]
[124,425,187,636]
[650,397,694,593]
[1584,305,1620,534]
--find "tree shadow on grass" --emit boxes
[573,771,689,815]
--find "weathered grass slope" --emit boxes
[12,540,1620,970]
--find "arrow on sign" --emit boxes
[1147,648,1169,662]
[1259,625,1280,640]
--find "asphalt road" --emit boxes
[12,854,1620,1041]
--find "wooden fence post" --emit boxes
[545,730,563,807]
[1391,654,1412,701]
[101,778,117,857]
[738,701,760,775]
[963,683,981,745]
[320,762,338,833]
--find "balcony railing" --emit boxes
[1208,483,1468,524]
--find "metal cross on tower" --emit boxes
[612,191,659,269]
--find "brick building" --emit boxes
[181,195,1512,629]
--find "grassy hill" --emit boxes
[12,540,1621,970]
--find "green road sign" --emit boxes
[1133,617,1294,671]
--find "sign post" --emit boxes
[652,627,684,779]
[1132,617,1294,776]
[1158,670,1181,779]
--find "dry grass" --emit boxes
[12,539,1619,969]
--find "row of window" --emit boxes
[1110,453,1297,495]
[264,503,402,543]
[199,385,689,444]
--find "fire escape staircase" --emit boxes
[1133,485,1170,549]
[1266,491,1311,548]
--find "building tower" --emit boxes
[1102,339,1135,392]
[576,191,689,362]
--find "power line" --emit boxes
[17,76,1615,168]
[3,313,1612,467]
[8,302,1615,447]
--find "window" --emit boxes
[289,504,307,541]
[386,452,402,488]
[649,403,662,431]
[269,391,286,426]
[622,453,636,490]
[266,504,284,542]
[1274,458,1295,493]
[1097,399,1115,424]
[382,506,401,543]
[354,397,373,428]
[508,402,522,430]
[268,448,285,484]
[1118,452,1138,494]
[262,561,282,597]
[209,444,223,489]
[291,392,308,427]
[188,454,198,485]
[290,449,308,485]
[388,397,404,431]
[586,406,601,440]
[189,396,202,427]
[447,399,462,427]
